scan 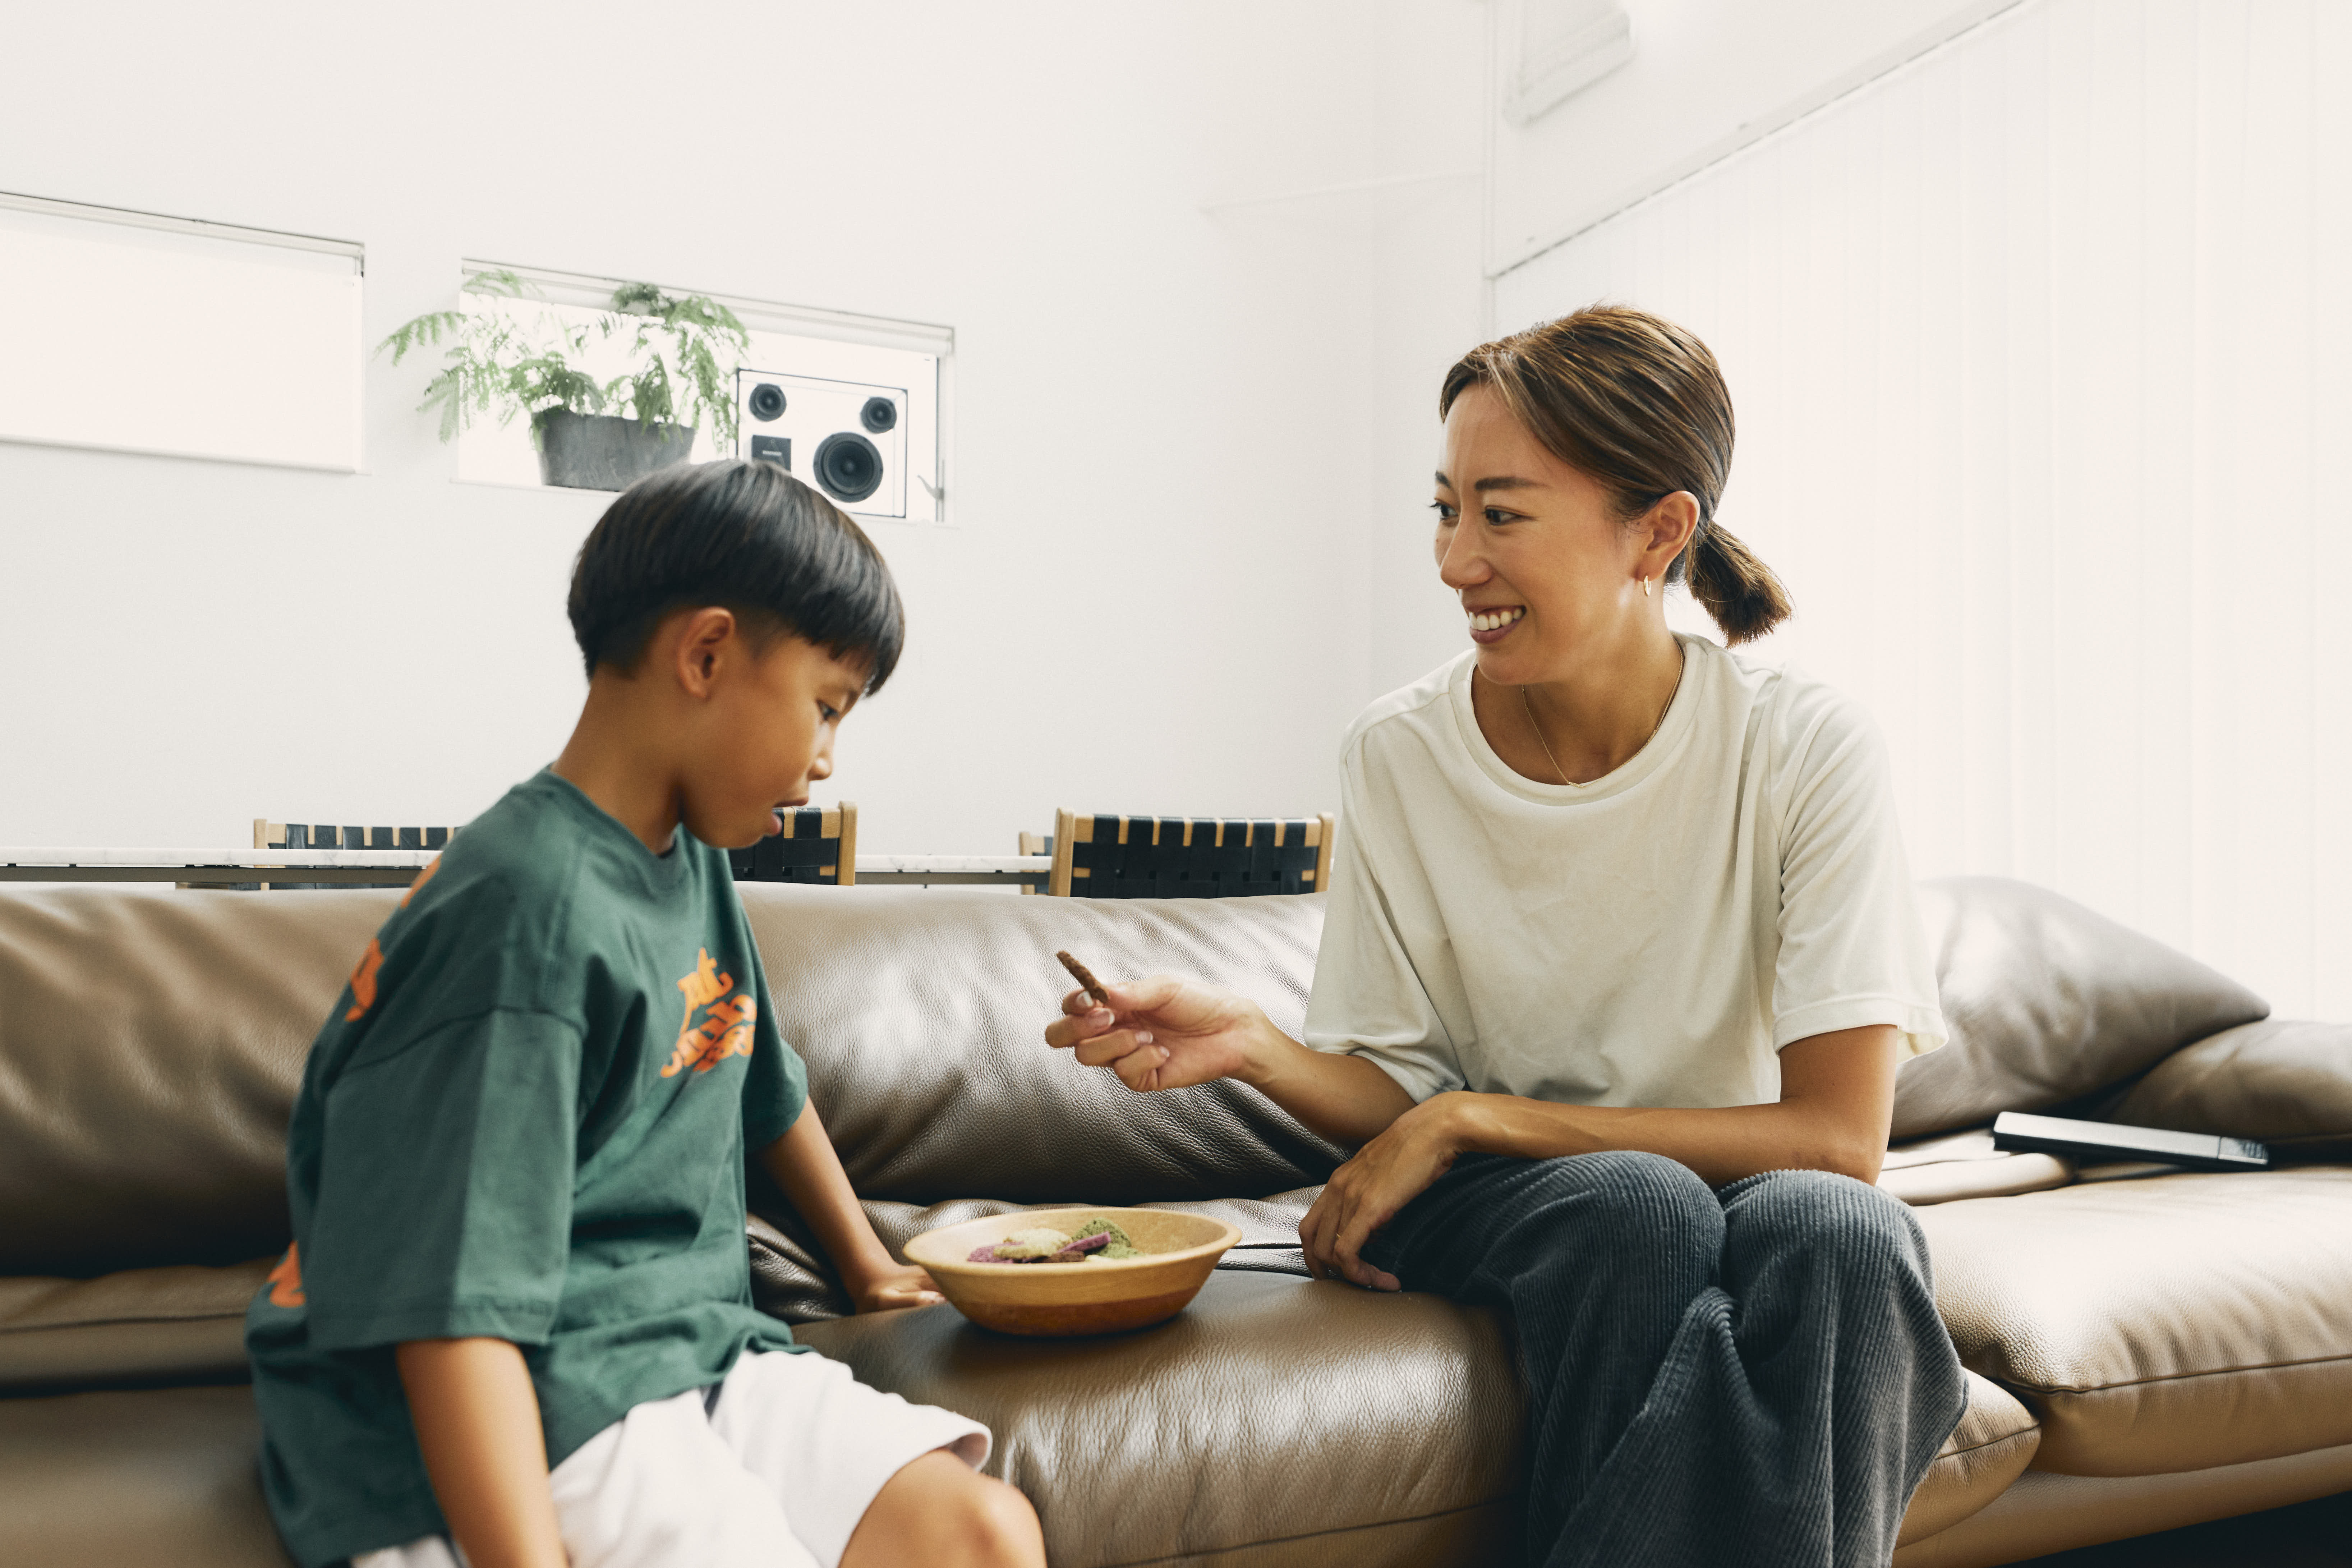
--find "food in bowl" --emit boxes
[965,1215,1142,1264]
[906,1207,1243,1337]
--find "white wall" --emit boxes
[0,1,1485,855]
[1483,0,2349,1021]
[1366,1,1498,698]
[1490,0,2013,271]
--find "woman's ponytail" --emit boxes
[1679,521,1791,645]
[1442,305,1793,647]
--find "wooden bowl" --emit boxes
[903,1207,1243,1337]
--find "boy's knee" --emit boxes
[951,1473,1043,1568]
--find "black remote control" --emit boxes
[1991,1111,2269,1172]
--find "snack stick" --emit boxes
[1056,949,1110,1008]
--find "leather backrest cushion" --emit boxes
[1890,878,2270,1140]
[2113,1018,2352,1158]
[737,884,1344,1203]
[0,884,1339,1274]
[10,873,2280,1271]
[0,888,399,1276]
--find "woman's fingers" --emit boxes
[1100,975,1185,1016]
[1044,1003,1118,1050]
[1300,1159,1405,1291]
[1301,1183,1347,1280]
[1053,975,1182,1019]
[1072,1026,1155,1069]
[1111,1041,1172,1091]
[1298,1192,1330,1279]
[1330,1205,1402,1292]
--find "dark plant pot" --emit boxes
[532,409,696,492]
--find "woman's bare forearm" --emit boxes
[1433,1026,1901,1185]
[395,1338,566,1568]
[1235,1023,1419,1148]
[1439,1096,1880,1185]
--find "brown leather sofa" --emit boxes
[1,878,2347,1568]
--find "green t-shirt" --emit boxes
[246,769,809,1568]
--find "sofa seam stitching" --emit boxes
[1994,1347,2352,1396]
[0,1311,250,1333]
[1094,1497,1511,1567]
[1940,1426,2040,1461]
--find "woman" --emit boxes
[1045,307,1967,1568]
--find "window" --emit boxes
[0,190,362,471]
[446,263,951,524]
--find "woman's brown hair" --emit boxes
[1438,305,1792,644]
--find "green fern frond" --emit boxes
[380,274,752,447]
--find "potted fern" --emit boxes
[382,271,751,491]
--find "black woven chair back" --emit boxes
[728,804,856,886]
[261,823,455,851]
[1051,811,1333,899]
[250,820,461,893]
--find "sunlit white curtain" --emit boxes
[1494,0,2348,1019]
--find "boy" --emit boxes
[247,460,1043,1568]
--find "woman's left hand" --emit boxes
[1301,1096,1465,1291]
[843,1259,945,1313]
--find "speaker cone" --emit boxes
[814,432,883,504]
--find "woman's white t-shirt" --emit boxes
[1304,635,1946,1109]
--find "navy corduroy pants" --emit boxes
[1363,1151,1967,1568]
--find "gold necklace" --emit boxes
[1518,670,1679,788]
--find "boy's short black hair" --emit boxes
[568,459,904,690]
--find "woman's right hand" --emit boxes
[1044,975,1270,1092]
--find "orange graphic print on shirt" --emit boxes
[344,939,385,1022]
[662,947,757,1078]
[267,1242,305,1307]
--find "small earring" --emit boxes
[1642,575,1652,599]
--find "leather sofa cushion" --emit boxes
[738,884,1345,1203]
[2114,1018,2352,1160]
[0,1258,266,1394]
[1914,1167,2352,1475]
[0,1278,2029,1568]
[1891,878,2269,1140]
[1892,1441,2352,1568]
[796,1268,1523,1568]
[0,888,397,1275]
[0,1384,294,1568]
[797,1267,2029,1567]
[1895,1370,2041,1547]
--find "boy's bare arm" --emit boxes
[756,1100,943,1311]
[395,1338,567,1568]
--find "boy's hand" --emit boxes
[843,1260,944,1313]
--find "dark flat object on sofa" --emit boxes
[1992,1112,2268,1173]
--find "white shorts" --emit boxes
[356,1349,990,1568]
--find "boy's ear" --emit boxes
[670,607,741,698]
